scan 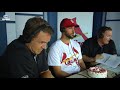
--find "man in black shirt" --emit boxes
[81,26,117,68]
[0,16,54,78]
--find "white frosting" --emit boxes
[88,66,107,78]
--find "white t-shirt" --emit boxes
[48,39,82,74]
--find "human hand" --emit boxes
[89,57,96,62]
[90,61,98,66]
[95,54,104,60]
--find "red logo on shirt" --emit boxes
[72,47,78,54]
[61,52,78,66]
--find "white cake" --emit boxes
[88,66,107,78]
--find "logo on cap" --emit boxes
[60,18,79,28]
[70,19,74,23]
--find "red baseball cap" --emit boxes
[60,18,79,28]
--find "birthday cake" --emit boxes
[88,66,107,78]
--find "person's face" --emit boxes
[64,26,75,39]
[29,31,51,54]
[102,30,112,44]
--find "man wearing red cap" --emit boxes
[48,18,86,78]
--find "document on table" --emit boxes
[96,53,120,68]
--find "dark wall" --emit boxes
[92,12,103,37]
[47,12,57,47]
[0,12,7,56]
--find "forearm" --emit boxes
[80,64,86,71]
[51,66,72,78]
[40,70,54,78]
[54,70,71,78]
[82,55,95,62]
[78,59,86,71]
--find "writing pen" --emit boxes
[92,63,101,67]
[104,56,110,63]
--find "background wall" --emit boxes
[15,12,44,39]
[57,12,94,43]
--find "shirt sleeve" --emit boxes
[48,44,61,66]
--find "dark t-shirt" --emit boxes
[0,37,48,78]
[81,37,117,67]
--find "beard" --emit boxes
[64,31,75,39]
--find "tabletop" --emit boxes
[67,64,120,78]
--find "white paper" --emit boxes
[96,53,120,68]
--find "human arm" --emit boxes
[81,38,99,63]
[82,55,96,62]
[40,69,54,78]
[82,54,104,62]
[81,39,96,62]
[82,54,104,67]
[49,66,72,78]
[37,50,54,78]
[78,59,86,71]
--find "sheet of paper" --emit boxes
[96,53,120,68]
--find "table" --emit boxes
[67,64,120,78]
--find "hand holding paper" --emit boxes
[96,53,120,68]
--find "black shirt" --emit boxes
[0,36,48,78]
[81,37,117,57]
[81,37,117,67]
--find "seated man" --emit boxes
[48,18,86,78]
[81,26,117,68]
[0,16,54,78]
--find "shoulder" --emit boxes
[109,39,114,43]
[7,39,26,50]
[71,40,81,48]
[71,39,80,44]
[5,39,31,60]
[109,39,115,45]
[83,37,94,44]
[50,40,62,48]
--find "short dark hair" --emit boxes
[22,16,54,43]
[97,26,112,39]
